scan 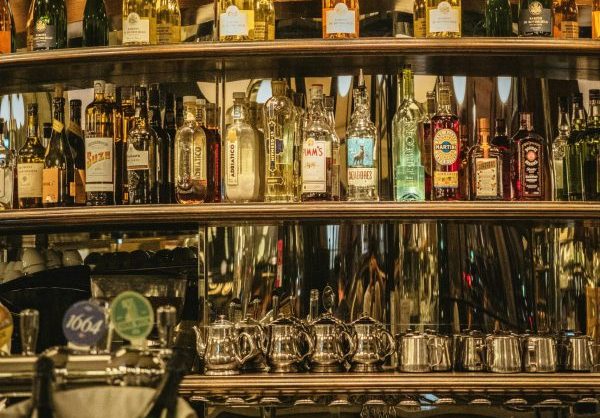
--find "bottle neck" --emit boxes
[184,104,196,124]
[589,99,600,127]
[557,107,570,134]
[437,91,451,114]
[135,102,148,125]
[27,114,38,139]
[232,103,246,122]
[479,130,490,158]
[70,108,81,126]
[571,105,587,132]
[53,99,65,124]
[402,72,414,100]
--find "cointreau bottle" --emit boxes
[468,117,503,200]
[511,112,546,200]
[431,82,461,201]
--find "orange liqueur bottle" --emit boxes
[322,0,359,39]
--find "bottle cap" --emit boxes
[478,117,490,132]
[196,98,206,106]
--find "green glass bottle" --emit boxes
[485,0,512,36]
[83,0,109,46]
[582,89,600,201]
[27,0,67,50]
[566,93,586,201]
[518,0,552,36]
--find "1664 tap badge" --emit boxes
[0,303,13,349]
[110,291,154,343]
[62,300,108,347]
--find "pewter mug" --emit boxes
[485,332,522,373]
[349,315,395,372]
[397,331,441,373]
[309,316,355,372]
[266,317,314,373]
[560,333,596,372]
[427,333,452,371]
[522,334,557,373]
[455,331,485,371]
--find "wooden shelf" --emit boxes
[2,38,600,93]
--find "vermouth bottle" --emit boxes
[393,67,425,201]
[511,112,546,200]
[468,118,503,200]
[582,90,600,201]
[566,94,585,201]
[17,104,45,209]
[127,86,158,204]
[68,100,86,205]
[347,85,378,201]
[85,80,115,205]
[263,80,296,202]
[122,0,157,45]
[27,0,67,50]
[552,96,569,201]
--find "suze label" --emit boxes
[220,6,251,37]
[17,163,43,198]
[520,140,543,197]
[325,3,357,35]
[475,157,498,197]
[123,12,150,44]
[428,1,460,33]
[226,136,239,186]
[302,137,330,193]
[62,301,107,347]
[31,20,56,50]
[519,2,551,35]
[347,136,376,188]
[433,128,458,166]
[127,144,149,171]
[85,137,114,192]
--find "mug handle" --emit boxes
[298,330,314,363]
[237,331,258,365]
[478,341,486,370]
[426,338,443,368]
[377,328,395,361]
[527,341,536,371]
[340,330,356,361]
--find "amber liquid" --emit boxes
[207,128,221,203]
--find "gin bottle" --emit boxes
[583,90,600,201]
[263,80,296,202]
[393,67,425,201]
[17,104,45,209]
[552,96,569,201]
[346,85,378,201]
[468,118,503,200]
[224,93,260,202]
[323,96,340,200]
[566,94,585,201]
[301,85,334,201]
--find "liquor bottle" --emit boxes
[594,0,600,39]
[149,84,171,203]
[28,356,55,418]
[127,86,158,204]
[322,0,359,39]
[43,86,74,207]
[0,0,10,53]
[17,104,45,209]
[224,93,260,202]
[110,85,124,205]
[175,97,184,128]
[583,90,600,201]
[85,80,115,206]
[413,0,426,37]
[301,85,334,201]
[164,93,177,202]
[292,92,305,202]
[553,0,578,38]
[218,0,255,41]
[491,118,511,200]
[206,103,222,203]
[27,0,67,50]
[511,112,546,201]
[119,86,135,204]
[156,0,181,44]
[67,100,86,205]
[323,96,340,200]
[566,94,585,201]
[42,123,52,149]
[468,118,503,200]
[82,0,109,46]
[420,90,435,200]
[552,97,569,201]
[174,96,208,204]
[122,0,157,45]
[0,119,13,209]
[346,85,378,201]
[518,0,552,36]
[485,0,512,36]
[7,0,14,52]
[426,0,461,38]
[254,0,275,40]
[431,82,460,201]
[263,80,296,202]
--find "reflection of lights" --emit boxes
[0,94,25,128]
[255,80,272,104]
[337,76,353,97]
[452,76,466,106]
[497,77,512,104]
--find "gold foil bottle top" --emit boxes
[478,117,490,133]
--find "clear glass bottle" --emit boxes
[347,85,378,201]
[413,0,426,37]
[218,0,255,41]
[552,96,569,201]
[566,93,585,201]
[468,117,503,200]
[85,80,115,206]
[224,93,260,202]
[292,92,305,201]
[68,99,86,205]
[254,0,274,40]
[426,0,461,38]
[393,67,425,202]
[263,80,296,202]
[323,96,340,200]
[127,86,158,204]
[156,0,181,44]
[301,85,334,201]
[511,112,546,201]
[553,0,578,38]
[17,104,45,209]
[175,97,208,204]
[322,0,359,39]
[583,90,600,201]
[122,0,157,45]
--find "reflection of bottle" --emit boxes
[552,97,569,201]
[122,0,157,45]
[426,0,461,38]
[322,0,359,39]
[18,104,45,209]
[518,0,552,36]
[27,0,67,50]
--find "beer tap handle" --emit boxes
[157,306,177,349]
[20,309,39,356]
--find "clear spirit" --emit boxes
[566,93,585,201]
[322,0,359,39]
[426,0,461,37]
[552,97,569,201]
[468,117,503,200]
[582,90,600,201]
[17,104,45,209]
[511,112,546,200]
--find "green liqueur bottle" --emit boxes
[27,0,67,50]
[566,93,585,201]
[83,0,109,46]
[485,0,512,36]
[583,89,600,201]
[519,0,552,36]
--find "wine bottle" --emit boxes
[28,356,55,418]
[83,0,109,46]
[122,0,157,45]
[0,0,11,54]
[43,85,75,207]
[27,0,67,50]
[18,104,45,209]
[68,100,86,205]
[163,92,177,202]
[149,84,171,203]
[119,86,136,204]
[156,0,181,44]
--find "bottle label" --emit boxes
[593,11,600,39]
[520,140,543,197]
[220,6,251,37]
[126,144,149,171]
[226,136,239,186]
[53,119,64,134]
[68,122,83,139]
[85,136,114,192]
[475,157,498,197]
[0,304,12,351]
[302,138,330,193]
[433,128,458,166]
[32,21,56,50]
[347,136,376,188]
[560,21,579,39]
[17,163,44,198]
[75,169,86,203]
[519,2,552,35]
[433,171,458,188]
[428,1,460,34]
[42,167,60,203]
[193,145,207,180]
[414,17,426,38]
[0,31,10,54]
[62,301,108,347]
[554,158,564,189]
[123,13,150,44]
[254,21,274,40]
[325,3,357,35]
[266,120,284,183]
[157,23,174,44]
[110,291,154,344]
